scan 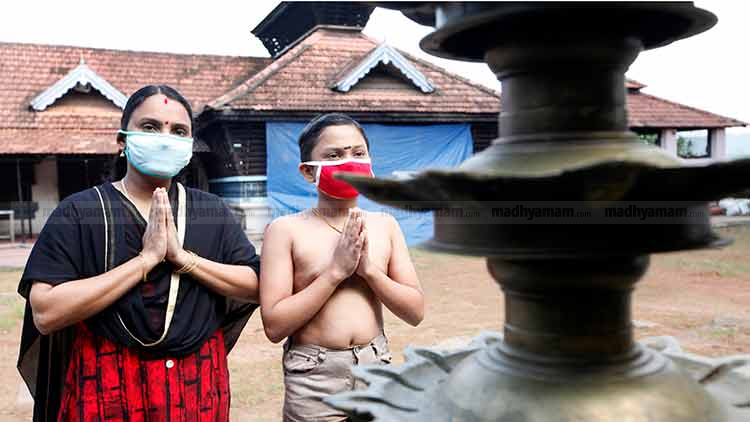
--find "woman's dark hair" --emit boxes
[298,113,369,162]
[120,84,194,131]
[109,85,194,182]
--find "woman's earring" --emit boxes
[119,149,125,158]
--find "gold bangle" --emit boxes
[175,252,193,274]
[182,262,198,275]
[175,261,191,274]
[176,251,200,275]
[176,259,192,274]
[185,251,200,274]
[137,253,149,283]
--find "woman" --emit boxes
[17,85,260,422]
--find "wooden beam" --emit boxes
[202,109,498,124]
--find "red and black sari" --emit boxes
[17,182,260,422]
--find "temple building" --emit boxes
[0,2,744,239]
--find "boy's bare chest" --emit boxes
[291,221,391,290]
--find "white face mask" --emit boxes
[120,130,194,179]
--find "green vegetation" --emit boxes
[0,269,23,332]
[638,133,660,146]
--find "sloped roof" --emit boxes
[626,78,647,90]
[30,58,127,111]
[207,27,744,130]
[332,43,434,93]
[0,42,270,154]
[627,91,745,129]
[0,34,744,155]
[625,77,744,128]
[209,27,501,113]
[0,130,115,154]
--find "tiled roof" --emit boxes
[0,130,116,154]
[30,59,127,111]
[0,42,270,154]
[0,129,210,155]
[626,79,647,90]
[209,27,501,113]
[0,32,744,155]
[625,77,744,128]
[627,91,746,129]
[209,27,744,130]
[332,43,434,93]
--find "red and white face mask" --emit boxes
[303,158,374,199]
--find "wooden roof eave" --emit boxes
[199,108,500,124]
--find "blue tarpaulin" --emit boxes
[266,122,474,245]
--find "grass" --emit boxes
[708,326,738,338]
[0,269,21,292]
[0,268,23,333]
[0,297,24,332]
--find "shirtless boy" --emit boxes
[260,113,424,422]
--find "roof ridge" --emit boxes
[635,91,747,127]
[0,40,267,60]
[357,30,502,98]
[358,31,385,46]
[208,26,365,109]
[332,43,434,93]
[626,78,647,89]
[323,30,379,87]
[207,44,313,109]
[30,62,127,111]
[396,49,502,99]
[267,25,363,60]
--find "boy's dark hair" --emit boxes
[298,113,370,162]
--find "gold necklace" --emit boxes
[311,208,343,234]
[120,177,132,199]
[120,178,147,220]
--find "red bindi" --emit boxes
[165,121,169,125]
[164,98,168,104]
